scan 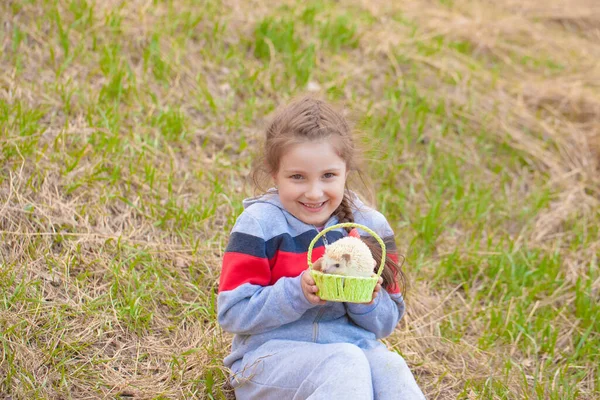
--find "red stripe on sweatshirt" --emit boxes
[220,248,402,295]
[219,252,271,292]
[219,248,326,292]
[269,247,325,285]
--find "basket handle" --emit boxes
[307,222,386,277]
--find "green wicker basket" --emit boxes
[308,222,386,303]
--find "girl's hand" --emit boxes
[301,271,326,305]
[359,276,383,305]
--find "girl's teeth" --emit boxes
[304,202,323,208]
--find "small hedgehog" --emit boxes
[313,229,377,277]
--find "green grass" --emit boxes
[1,0,599,398]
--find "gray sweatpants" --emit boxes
[231,340,426,400]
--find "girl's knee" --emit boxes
[317,343,370,374]
[386,351,409,368]
[367,348,412,373]
[307,343,373,396]
[329,343,367,361]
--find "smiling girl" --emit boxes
[217,96,425,399]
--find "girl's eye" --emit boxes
[290,174,303,180]
[323,173,336,179]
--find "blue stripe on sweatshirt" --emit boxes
[225,230,345,259]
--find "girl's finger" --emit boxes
[302,270,316,285]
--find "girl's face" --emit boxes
[273,140,348,227]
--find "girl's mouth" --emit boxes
[300,201,327,212]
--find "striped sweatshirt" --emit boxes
[217,190,406,372]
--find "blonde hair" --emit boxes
[250,95,407,293]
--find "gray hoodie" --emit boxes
[217,191,406,373]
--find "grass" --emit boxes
[1,0,599,398]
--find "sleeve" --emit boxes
[217,211,317,335]
[345,211,405,338]
[345,290,406,339]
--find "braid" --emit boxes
[334,193,407,293]
[362,237,407,294]
[333,193,354,233]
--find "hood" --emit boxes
[242,188,283,210]
[242,188,367,213]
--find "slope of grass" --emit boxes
[1,0,599,398]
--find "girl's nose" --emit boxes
[305,183,323,199]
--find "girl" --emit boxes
[218,96,425,399]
